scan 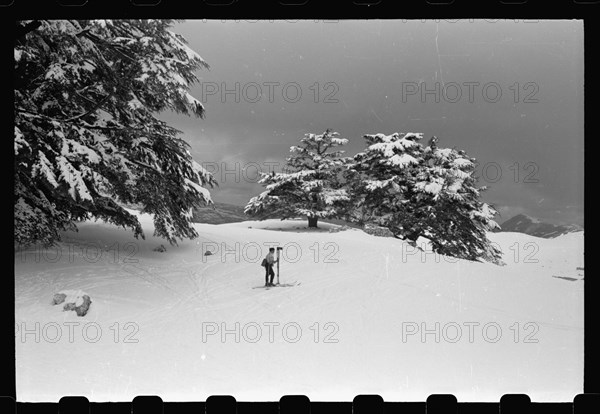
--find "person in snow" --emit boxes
[264,247,278,286]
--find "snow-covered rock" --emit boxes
[51,290,92,317]
[153,244,167,253]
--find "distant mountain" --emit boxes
[192,202,247,224]
[496,214,583,238]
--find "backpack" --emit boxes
[261,258,268,267]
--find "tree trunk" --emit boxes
[308,216,318,228]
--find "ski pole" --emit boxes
[276,246,283,284]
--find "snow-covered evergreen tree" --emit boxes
[14,19,217,246]
[244,129,349,228]
[345,133,502,263]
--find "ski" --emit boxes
[252,281,300,289]
[273,282,300,288]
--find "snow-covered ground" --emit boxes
[15,211,584,402]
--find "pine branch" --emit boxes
[16,21,42,40]
[62,91,116,122]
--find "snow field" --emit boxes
[15,211,583,401]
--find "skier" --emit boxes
[264,247,278,287]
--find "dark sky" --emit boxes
[160,19,584,226]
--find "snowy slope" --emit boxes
[15,211,584,402]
